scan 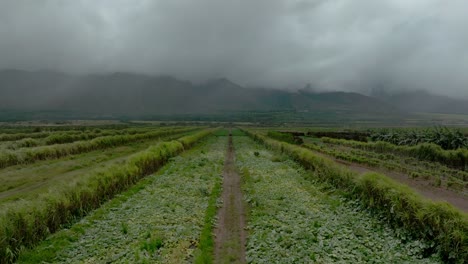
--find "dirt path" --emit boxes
[214,132,247,263]
[311,149,468,212]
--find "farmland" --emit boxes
[0,125,466,263]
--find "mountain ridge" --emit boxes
[0,69,467,122]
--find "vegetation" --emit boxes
[0,128,214,263]
[0,130,198,204]
[1,124,467,263]
[307,131,369,142]
[267,130,303,145]
[194,176,222,264]
[0,132,50,142]
[320,137,468,171]
[0,127,198,169]
[17,136,224,263]
[236,136,440,263]
[370,127,468,150]
[303,139,467,191]
[244,129,468,263]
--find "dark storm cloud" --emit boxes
[0,0,467,97]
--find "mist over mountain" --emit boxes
[1,1,468,99]
[0,69,392,115]
[1,70,467,123]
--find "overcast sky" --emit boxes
[0,0,467,97]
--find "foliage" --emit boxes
[0,127,198,169]
[17,136,223,264]
[194,175,222,264]
[267,131,303,145]
[235,136,440,263]
[0,129,215,263]
[322,137,468,171]
[243,129,468,263]
[308,131,369,142]
[0,132,50,142]
[303,141,467,189]
[370,127,468,150]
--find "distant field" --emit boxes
[0,125,466,263]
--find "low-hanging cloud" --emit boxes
[0,0,467,97]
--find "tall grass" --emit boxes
[322,137,468,171]
[0,132,50,142]
[0,128,215,263]
[42,127,167,145]
[0,127,198,169]
[244,129,468,263]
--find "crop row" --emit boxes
[0,126,169,148]
[0,125,164,143]
[266,130,304,145]
[303,141,467,192]
[0,127,198,169]
[17,135,224,263]
[369,127,468,150]
[0,131,52,142]
[235,136,440,263]
[0,128,215,263]
[320,137,468,171]
[244,130,468,263]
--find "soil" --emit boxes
[214,132,247,263]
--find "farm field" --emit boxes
[0,129,196,204]
[0,126,466,263]
[254,127,468,211]
[235,136,440,263]
[17,136,225,263]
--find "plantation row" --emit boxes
[0,128,214,263]
[0,125,165,143]
[245,130,468,263]
[16,134,448,263]
[0,127,198,169]
[369,127,468,150]
[0,131,195,203]
[303,140,467,191]
[320,137,468,171]
[15,136,224,263]
[0,131,52,142]
[0,126,169,149]
[1,130,122,150]
[235,137,440,263]
[301,127,468,150]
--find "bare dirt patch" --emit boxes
[214,132,247,263]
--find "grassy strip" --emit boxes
[0,127,198,169]
[245,129,468,263]
[0,128,215,263]
[194,180,222,264]
[321,137,468,171]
